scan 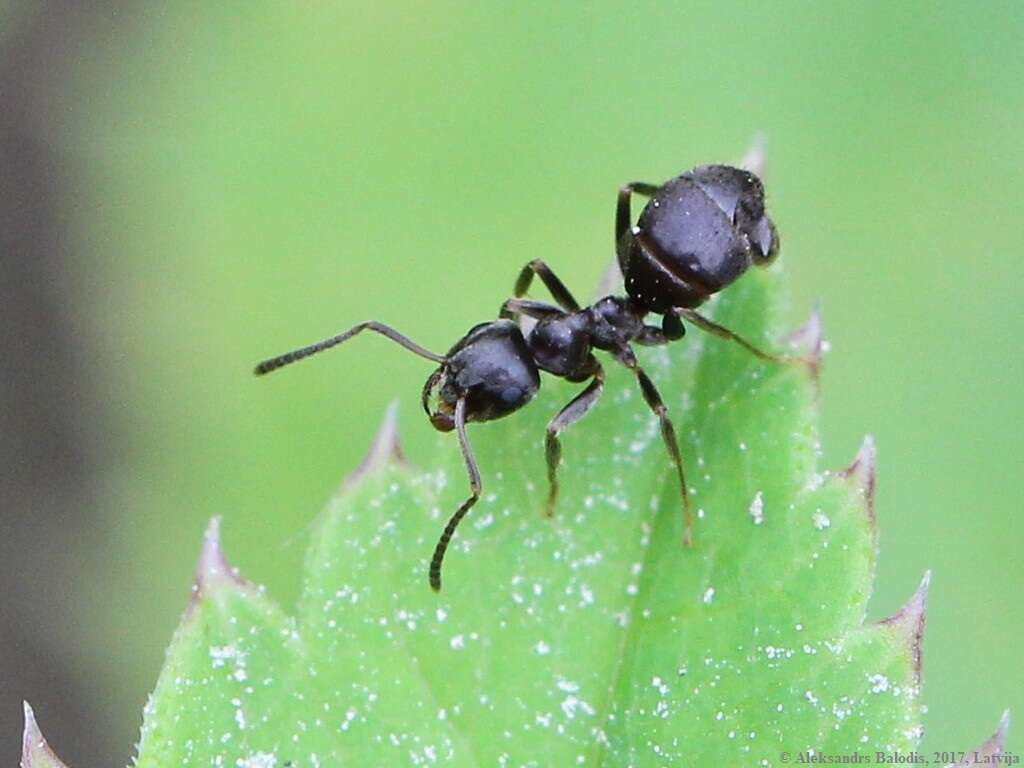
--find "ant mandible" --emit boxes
[255,164,792,591]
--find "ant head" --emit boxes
[423,320,540,430]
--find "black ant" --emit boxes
[255,164,792,591]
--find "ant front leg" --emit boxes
[543,362,605,518]
[512,259,581,312]
[429,398,481,591]
[674,308,797,365]
[614,346,694,547]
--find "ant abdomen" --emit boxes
[622,165,780,314]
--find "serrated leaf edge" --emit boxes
[947,710,1011,766]
[840,434,878,536]
[188,515,250,614]
[339,399,408,493]
[876,570,931,685]
[785,304,825,381]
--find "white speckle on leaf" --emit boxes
[210,644,248,682]
[560,696,595,719]
[702,587,716,605]
[232,698,246,730]
[651,676,669,696]
[868,673,890,693]
[534,641,551,656]
[236,753,276,768]
[749,491,765,525]
[210,645,241,667]
[903,724,924,740]
[813,512,831,530]
[449,634,465,650]
[340,707,357,731]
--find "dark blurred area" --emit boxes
[1,3,115,764]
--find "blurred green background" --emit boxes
[2,1,1021,764]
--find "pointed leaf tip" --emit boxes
[841,434,877,526]
[592,259,623,300]
[946,710,1010,766]
[786,305,825,378]
[741,132,767,176]
[342,400,409,490]
[22,701,41,759]
[191,516,245,603]
[22,702,70,768]
[878,570,930,682]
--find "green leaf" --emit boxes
[20,262,1008,765]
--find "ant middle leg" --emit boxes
[429,397,481,591]
[513,259,581,312]
[543,361,605,518]
[615,346,694,547]
[674,308,797,365]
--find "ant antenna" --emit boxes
[254,321,445,375]
[429,397,481,591]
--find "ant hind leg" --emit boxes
[615,347,694,547]
[675,308,796,365]
[615,182,661,272]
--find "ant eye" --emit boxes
[501,386,524,405]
